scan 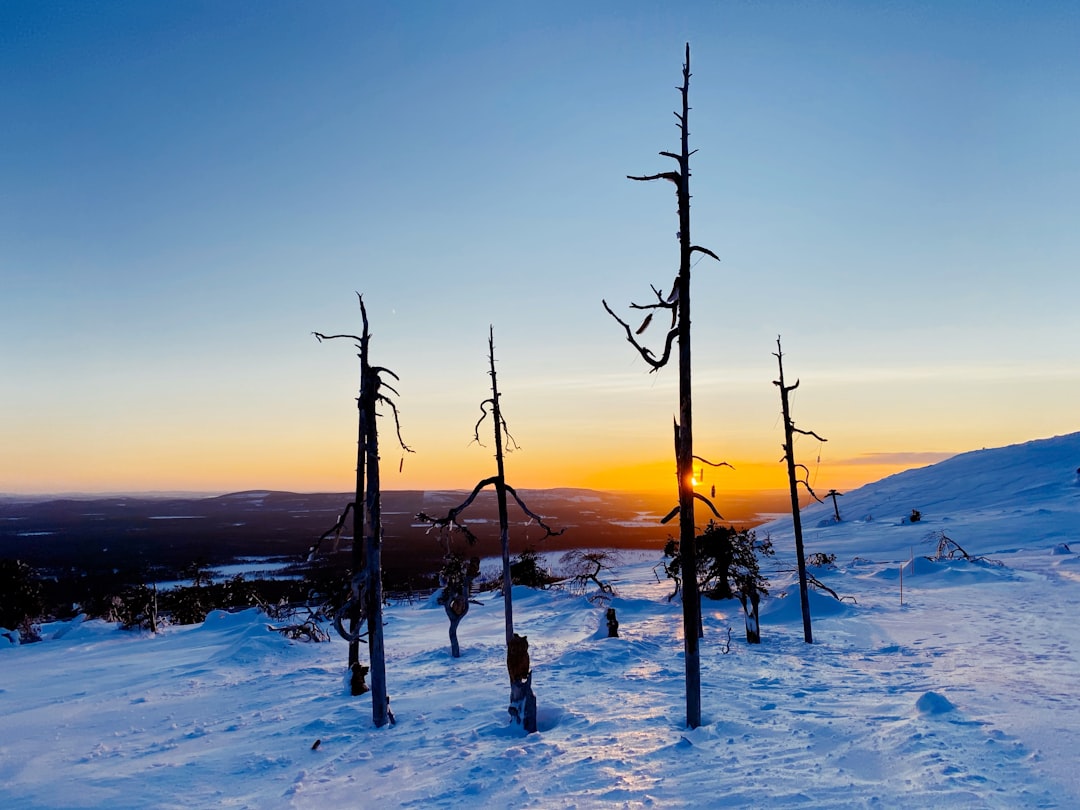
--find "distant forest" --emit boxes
[2,488,783,580]
[1,487,785,633]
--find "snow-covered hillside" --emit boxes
[3,434,1079,808]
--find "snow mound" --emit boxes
[760,587,856,621]
[915,690,957,715]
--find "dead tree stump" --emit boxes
[349,662,370,696]
[509,672,537,734]
[738,591,762,644]
[506,633,537,732]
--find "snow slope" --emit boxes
[3,433,1080,808]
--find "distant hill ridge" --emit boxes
[820,432,1080,517]
[764,431,1080,560]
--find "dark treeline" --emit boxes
[2,487,788,631]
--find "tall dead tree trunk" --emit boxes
[314,294,412,727]
[602,44,722,730]
[350,374,366,672]
[773,337,826,645]
[360,356,388,724]
[488,337,516,650]
[416,328,562,733]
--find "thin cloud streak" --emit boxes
[780,366,1080,386]
[842,451,957,467]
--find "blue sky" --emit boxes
[3,1,1079,495]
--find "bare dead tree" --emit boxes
[416,328,561,733]
[560,549,620,603]
[436,543,481,658]
[826,489,843,522]
[265,603,332,643]
[601,43,720,729]
[773,336,827,645]
[313,293,412,728]
[923,530,1000,566]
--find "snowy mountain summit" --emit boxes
[3,434,1080,808]
[772,430,1080,559]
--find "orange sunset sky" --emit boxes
[3,3,1078,497]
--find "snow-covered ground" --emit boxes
[3,433,1079,808]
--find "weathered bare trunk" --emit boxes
[315,295,412,728]
[602,44,720,730]
[485,328,515,651]
[773,338,826,645]
[362,364,389,727]
[779,377,812,644]
[446,604,463,659]
[674,44,701,729]
[415,330,559,734]
[349,367,366,670]
[444,581,472,659]
[487,331,539,732]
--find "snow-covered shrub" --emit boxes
[510,547,552,588]
[105,584,159,631]
[806,552,837,569]
[659,522,773,602]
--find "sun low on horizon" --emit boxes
[0,419,962,499]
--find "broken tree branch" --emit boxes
[693,492,723,519]
[627,171,681,185]
[602,299,678,371]
[693,456,734,470]
[504,484,565,539]
[792,425,828,443]
[690,245,720,262]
